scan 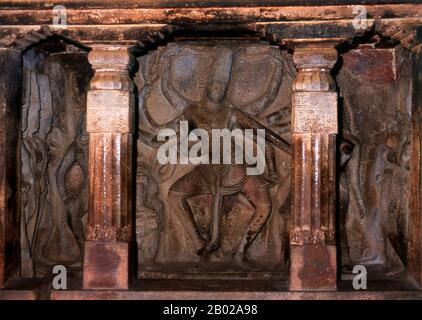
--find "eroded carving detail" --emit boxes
[86,225,132,242]
[338,45,411,278]
[20,42,91,277]
[136,42,294,277]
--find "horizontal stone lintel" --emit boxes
[0,3,420,24]
[0,17,421,49]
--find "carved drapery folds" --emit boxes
[289,45,338,291]
[83,45,135,290]
[338,45,412,279]
[20,41,91,278]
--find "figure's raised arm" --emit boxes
[232,108,291,156]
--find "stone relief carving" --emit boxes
[136,42,295,277]
[338,46,412,278]
[15,38,413,282]
[20,41,92,277]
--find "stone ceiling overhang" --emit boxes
[0,2,420,51]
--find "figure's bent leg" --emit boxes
[168,190,205,248]
[234,177,272,261]
[198,191,224,259]
[168,166,210,253]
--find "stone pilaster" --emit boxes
[83,45,135,290]
[289,45,338,291]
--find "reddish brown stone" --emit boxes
[408,46,422,288]
[337,43,415,283]
[342,46,400,85]
[0,290,36,300]
[290,244,337,291]
[51,289,421,300]
[289,45,338,291]
[82,45,135,290]
[83,241,129,290]
[0,0,421,300]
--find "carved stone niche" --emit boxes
[20,38,92,277]
[338,44,413,280]
[11,36,420,292]
[135,41,295,279]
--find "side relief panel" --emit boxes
[338,46,412,279]
[20,43,92,277]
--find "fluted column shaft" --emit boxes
[83,45,135,290]
[289,45,338,291]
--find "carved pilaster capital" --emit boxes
[89,45,133,71]
[293,46,338,69]
[292,69,336,92]
[292,46,338,92]
[291,45,339,134]
[88,45,135,91]
[86,45,135,134]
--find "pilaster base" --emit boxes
[289,244,337,291]
[83,241,129,290]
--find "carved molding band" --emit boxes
[86,225,132,242]
[290,229,336,246]
[292,92,338,134]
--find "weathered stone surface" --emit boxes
[19,42,91,278]
[50,286,422,300]
[0,290,36,300]
[338,45,413,281]
[290,244,337,291]
[289,45,338,291]
[83,241,129,290]
[136,41,293,278]
[0,49,21,288]
[0,0,422,299]
[408,45,422,288]
[83,45,135,290]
